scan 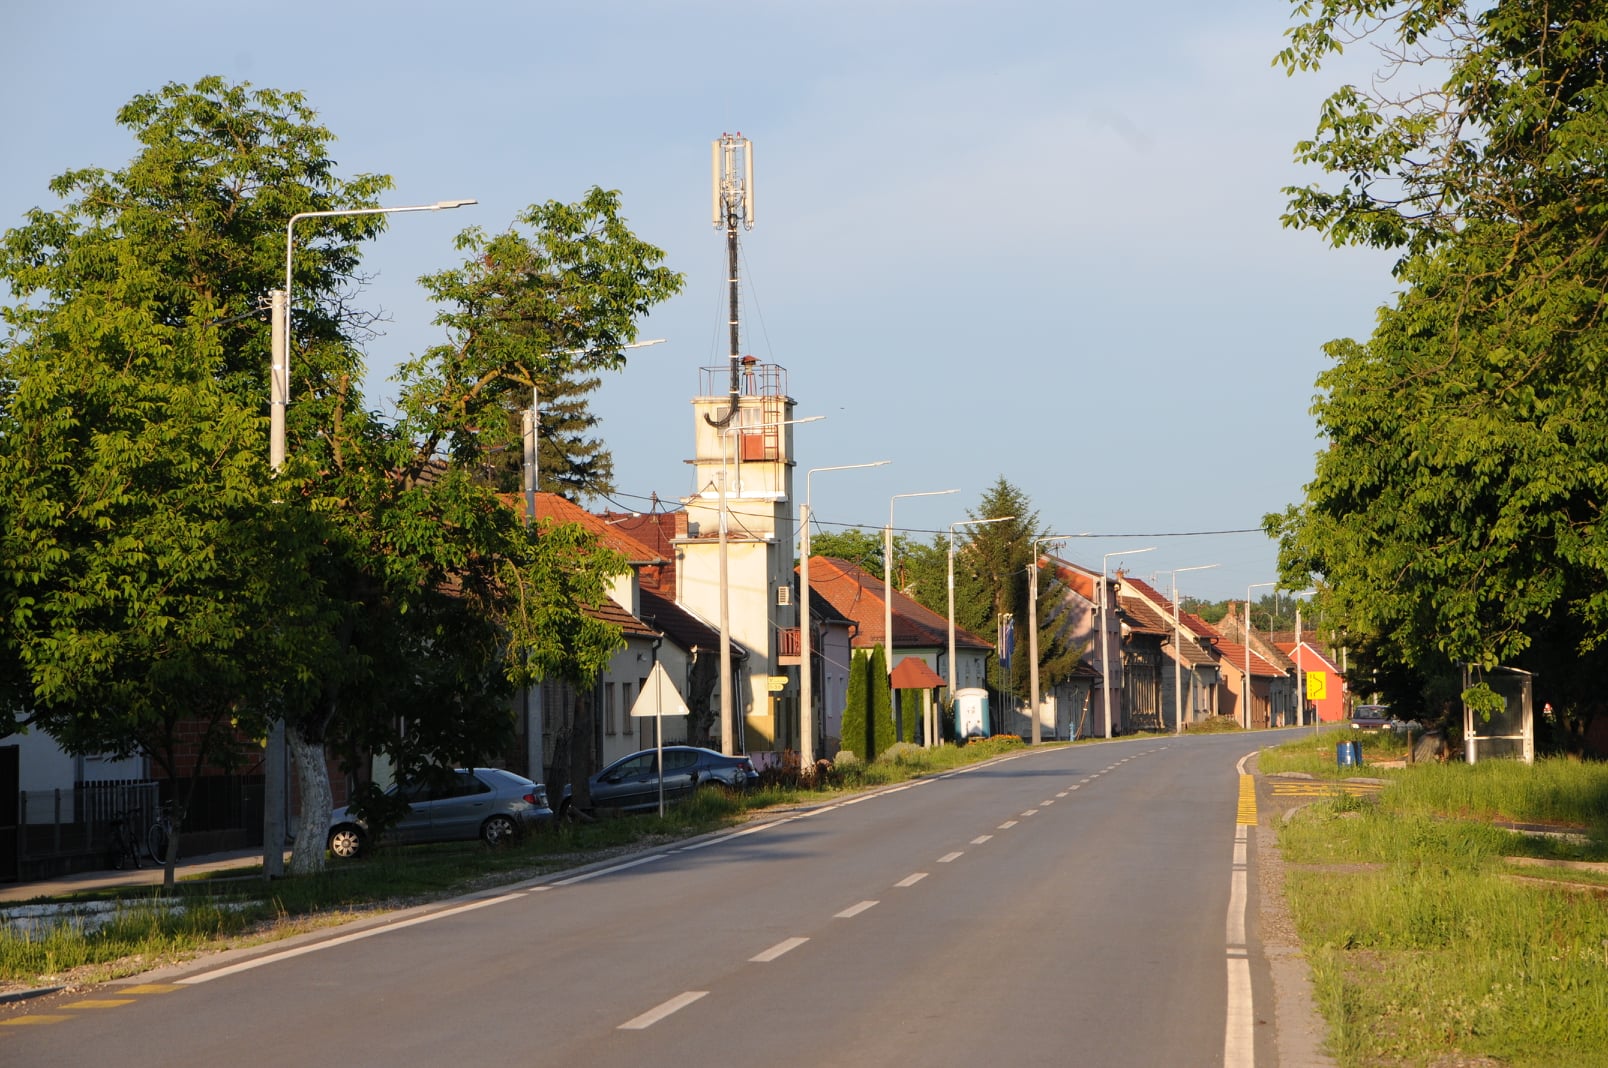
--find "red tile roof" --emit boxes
[1212,640,1284,679]
[808,557,992,653]
[534,494,663,562]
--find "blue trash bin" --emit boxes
[1336,740,1362,766]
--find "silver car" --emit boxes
[327,767,553,858]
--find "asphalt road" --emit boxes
[2,732,1298,1067]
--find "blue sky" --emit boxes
[1,1,1401,602]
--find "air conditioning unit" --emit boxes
[776,586,792,606]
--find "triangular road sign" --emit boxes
[629,661,690,719]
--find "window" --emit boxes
[623,681,634,735]
[604,682,617,735]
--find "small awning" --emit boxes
[890,657,947,691]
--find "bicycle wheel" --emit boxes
[147,822,169,866]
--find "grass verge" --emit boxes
[1271,745,1608,1067]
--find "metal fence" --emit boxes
[18,779,160,869]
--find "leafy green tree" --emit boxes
[0,79,668,879]
[1270,3,1608,733]
[0,77,389,883]
[400,188,683,498]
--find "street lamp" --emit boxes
[715,415,824,756]
[946,516,1017,745]
[1286,588,1316,731]
[1024,531,1073,745]
[1155,565,1218,735]
[264,198,476,880]
[886,490,958,740]
[1244,581,1277,728]
[274,199,477,470]
[1100,546,1156,739]
[800,460,890,767]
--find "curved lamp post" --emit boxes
[265,198,476,880]
[1155,564,1218,735]
[1244,581,1277,728]
[800,460,889,766]
[886,490,957,739]
[1099,546,1156,738]
[715,415,823,755]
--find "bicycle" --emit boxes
[146,801,182,867]
[106,810,144,870]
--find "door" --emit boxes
[427,771,494,840]
[0,745,17,882]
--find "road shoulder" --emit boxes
[1252,752,1338,1068]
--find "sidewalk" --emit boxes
[1,849,283,903]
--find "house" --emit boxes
[1039,555,1128,736]
[1273,634,1346,723]
[805,555,994,746]
[1116,576,1223,730]
[777,575,856,760]
[1213,604,1298,728]
[516,494,716,783]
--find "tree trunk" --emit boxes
[569,689,594,810]
[287,723,332,875]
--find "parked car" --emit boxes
[1349,704,1395,731]
[558,746,759,818]
[326,767,552,858]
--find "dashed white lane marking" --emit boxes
[896,873,928,888]
[1056,791,1068,797]
[937,851,963,863]
[998,820,1019,829]
[750,937,809,962]
[971,834,993,844]
[1043,799,1056,806]
[619,990,708,1030]
[836,900,879,919]
[1021,809,1039,817]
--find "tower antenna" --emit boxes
[706,132,755,429]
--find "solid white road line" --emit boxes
[179,892,525,984]
[1224,813,1255,1066]
[619,990,708,1030]
[750,937,809,962]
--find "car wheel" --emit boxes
[482,814,518,847]
[328,825,365,859]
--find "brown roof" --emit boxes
[584,596,659,638]
[1275,640,1340,673]
[1117,595,1172,636]
[1213,640,1284,679]
[807,557,992,653]
[639,587,746,662]
[890,657,947,690]
[535,494,663,562]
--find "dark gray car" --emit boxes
[558,746,759,818]
[327,767,552,858]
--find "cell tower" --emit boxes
[707,132,755,429]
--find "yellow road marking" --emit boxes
[1236,774,1257,825]
[118,984,184,994]
[1,1015,72,1026]
[1270,781,1383,797]
[62,999,136,1009]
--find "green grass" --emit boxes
[0,736,1047,989]
[1273,747,1608,1066]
